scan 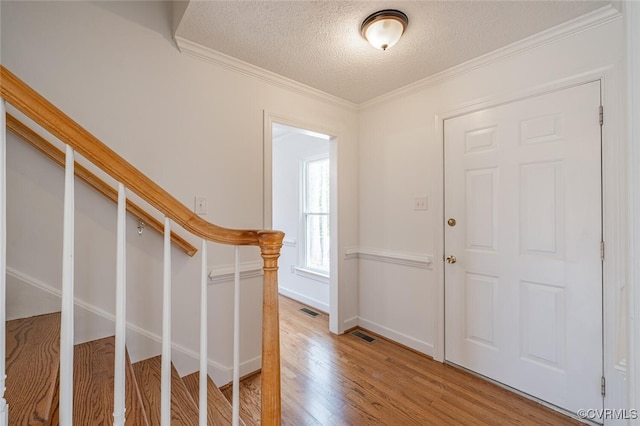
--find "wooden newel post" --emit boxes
[258,230,284,425]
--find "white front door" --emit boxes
[444,81,603,414]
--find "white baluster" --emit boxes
[0,100,8,426]
[161,217,171,426]
[199,240,208,426]
[113,184,127,426]
[60,145,75,426]
[232,246,240,426]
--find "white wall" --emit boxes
[3,0,632,413]
[0,0,359,383]
[626,0,640,416]
[357,7,627,413]
[272,130,330,312]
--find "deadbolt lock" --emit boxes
[447,218,457,227]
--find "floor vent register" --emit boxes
[299,307,320,317]
[351,330,377,344]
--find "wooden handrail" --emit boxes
[0,66,283,246]
[0,65,284,423]
[6,114,198,257]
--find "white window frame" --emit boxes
[298,154,330,278]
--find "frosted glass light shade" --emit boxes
[361,10,408,51]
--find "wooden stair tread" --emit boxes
[73,336,149,425]
[132,356,200,425]
[47,375,59,426]
[221,377,261,426]
[6,312,60,425]
[5,312,60,425]
[183,372,246,426]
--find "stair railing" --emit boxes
[6,113,199,257]
[0,65,283,426]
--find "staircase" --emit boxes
[0,65,283,425]
[6,313,245,425]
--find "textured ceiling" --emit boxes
[175,1,611,105]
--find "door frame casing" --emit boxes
[263,111,340,334]
[433,68,627,416]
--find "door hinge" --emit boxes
[601,376,606,396]
[601,241,605,261]
[599,105,604,126]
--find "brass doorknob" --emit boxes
[446,255,457,264]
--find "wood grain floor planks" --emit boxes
[5,312,60,425]
[72,336,149,425]
[132,356,199,425]
[6,299,586,425]
[182,371,247,426]
[224,296,585,425]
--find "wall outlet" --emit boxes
[414,197,428,211]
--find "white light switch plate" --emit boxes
[195,196,207,215]
[414,197,428,211]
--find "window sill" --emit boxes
[293,267,330,284]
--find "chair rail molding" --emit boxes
[344,247,433,269]
[207,261,264,285]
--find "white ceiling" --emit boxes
[175,1,613,105]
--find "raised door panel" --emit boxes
[445,81,602,414]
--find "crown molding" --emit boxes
[174,36,357,111]
[175,5,620,110]
[359,5,622,110]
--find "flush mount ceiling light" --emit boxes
[361,9,408,51]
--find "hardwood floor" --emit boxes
[73,337,149,425]
[132,356,200,425]
[224,296,584,425]
[5,312,60,425]
[183,371,240,425]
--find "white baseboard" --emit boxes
[342,316,359,332]
[278,287,329,313]
[6,266,257,385]
[358,317,434,357]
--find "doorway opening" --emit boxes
[270,122,335,327]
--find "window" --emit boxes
[303,156,330,274]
